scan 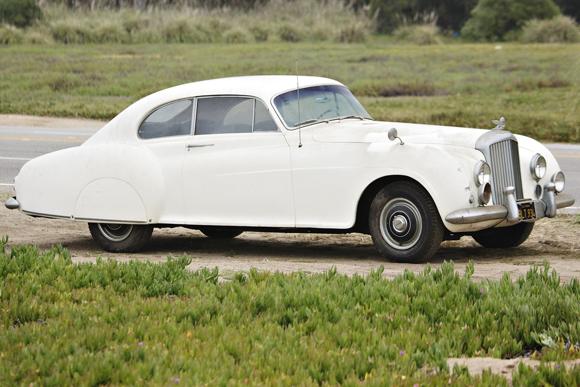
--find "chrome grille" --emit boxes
[488,139,523,206]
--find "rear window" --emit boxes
[138,99,193,139]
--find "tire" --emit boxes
[472,222,534,248]
[368,181,444,263]
[199,226,243,239]
[88,223,153,253]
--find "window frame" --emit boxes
[192,95,278,136]
[138,95,280,141]
[137,98,195,141]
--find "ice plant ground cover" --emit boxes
[0,238,578,385]
[0,41,578,142]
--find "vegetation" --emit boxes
[0,1,371,44]
[0,42,578,142]
[0,0,42,28]
[461,0,561,41]
[521,16,580,43]
[0,239,579,384]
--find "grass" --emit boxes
[0,41,578,142]
[0,238,579,385]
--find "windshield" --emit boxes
[273,85,372,128]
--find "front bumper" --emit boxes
[446,189,575,225]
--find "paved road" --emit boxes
[0,120,578,212]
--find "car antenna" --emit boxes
[296,61,303,148]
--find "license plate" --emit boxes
[518,201,536,221]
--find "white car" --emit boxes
[5,76,574,262]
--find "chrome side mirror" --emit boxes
[388,128,404,145]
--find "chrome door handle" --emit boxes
[186,144,214,151]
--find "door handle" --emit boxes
[186,144,214,151]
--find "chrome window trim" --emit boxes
[193,95,279,136]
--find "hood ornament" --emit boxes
[492,116,506,130]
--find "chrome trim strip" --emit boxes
[445,205,507,224]
[22,210,69,219]
[555,193,575,209]
[5,197,19,210]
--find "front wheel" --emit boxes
[368,181,444,263]
[472,222,534,248]
[88,223,153,252]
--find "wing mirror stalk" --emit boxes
[388,128,404,145]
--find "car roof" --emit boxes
[86,76,345,144]
[144,75,344,103]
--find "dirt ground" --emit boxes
[1,188,579,281]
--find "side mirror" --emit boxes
[388,128,404,145]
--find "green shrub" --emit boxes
[0,0,42,28]
[94,23,129,43]
[0,23,22,44]
[224,28,249,43]
[394,24,442,45]
[278,24,302,42]
[336,22,367,43]
[162,19,213,43]
[521,16,580,43]
[249,25,269,42]
[461,0,561,41]
[50,21,93,44]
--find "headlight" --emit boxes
[474,161,491,186]
[552,171,565,193]
[530,154,546,180]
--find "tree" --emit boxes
[554,0,580,22]
[0,0,42,28]
[461,0,560,41]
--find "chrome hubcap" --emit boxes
[392,214,408,233]
[98,223,133,242]
[379,198,422,250]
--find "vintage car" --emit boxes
[5,76,575,262]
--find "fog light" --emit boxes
[552,171,565,193]
[535,184,542,199]
[478,182,492,205]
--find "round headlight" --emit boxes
[530,154,546,180]
[552,171,565,193]
[474,161,491,186]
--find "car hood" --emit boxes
[312,120,488,149]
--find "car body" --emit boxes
[5,76,575,261]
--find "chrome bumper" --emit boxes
[446,192,575,225]
[4,197,19,210]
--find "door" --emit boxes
[182,96,294,227]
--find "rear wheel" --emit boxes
[472,222,534,248]
[368,181,444,263]
[88,223,152,252]
[199,226,243,239]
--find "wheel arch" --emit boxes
[354,175,443,233]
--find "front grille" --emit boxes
[488,139,523,206]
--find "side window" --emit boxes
[138,99,192,139]
[195,97,253,135]
[253,100,278,132]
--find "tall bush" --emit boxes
[461,0,560,41]
[0,0,42,28]
[521,16,580,43]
